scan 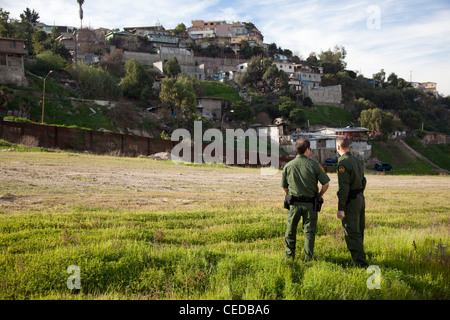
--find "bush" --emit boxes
[70,62,122,100]
[121,59,154,99]
[27,51,70,76]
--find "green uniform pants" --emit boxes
[285,202,317,261]
[342,194,367,267]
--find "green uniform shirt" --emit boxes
[281,155,330,198]
[337,152,367,211]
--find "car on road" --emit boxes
[374,162,393,171]
[325,158,338,166]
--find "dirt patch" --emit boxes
[0,151,449,211]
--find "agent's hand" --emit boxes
[337,210,345,220]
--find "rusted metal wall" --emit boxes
[0,117,293,168]
[0,117,175,157]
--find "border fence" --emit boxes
[0,117,293,168]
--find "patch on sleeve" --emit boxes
[319,165,325,172]
[338,166,345,173]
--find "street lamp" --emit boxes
[221,109,234,131]
[41,70,53,123]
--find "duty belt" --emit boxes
[291,196,316,203]
[347,189,363,201]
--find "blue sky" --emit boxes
[2,0,450,96]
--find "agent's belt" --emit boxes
[291,196,315,203]
[348,189,363,199]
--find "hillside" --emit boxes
[368,139,448,175]
[0,73,161,137]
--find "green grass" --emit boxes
[370,141,438,175]
[0,151,448,300]
[304,105,352,127]
[200,81,244,103]
[405,138,450,171]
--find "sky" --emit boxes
[2,0,450,96]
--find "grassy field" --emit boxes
[0,147,449,300]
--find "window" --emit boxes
[10,41,16,48]
[0,54,6,65]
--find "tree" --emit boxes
[318,45,347,74]
[278,96,296,118]
[120,59,154,99]
[159,74,197,128]
[164,57,181,78]
[232,101,254,123]
[306,52,319,67]
[100,49,125,76]
[240,40,253,59]
[235,55,288,93]
[373,69,386,85]
[173,23,186,35]
[289,108,306,126]
[0,9,12,37]
[387,72,398,88]
[20,8,39,23]
[267,43,278,57]
[32,30,50,55]
[398,109,422,130]
[235,55,272,90]
[359,108,394,139]
[263,65,289,93]
[302,96,313,108]
[77,0,84,28]
[70,61,121,100]
[351,97,376,120]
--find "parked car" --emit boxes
[325,158,338,166]
[374,162,392,171]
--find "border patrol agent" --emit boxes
[336,135,368,268]
[281,138,330,261]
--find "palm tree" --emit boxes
[77,0,84,29]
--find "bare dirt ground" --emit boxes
[1,151,449,212]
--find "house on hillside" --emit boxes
[422,131,448,145]
[0,37,28,87]
[188,20,263,51]
[197,97,222,120]
[294,64,323,89]
[319,126,369,139]
[32,22,76,36]
[411,82,438,97]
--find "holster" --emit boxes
[284,194,293,209]
[314,196,324,212]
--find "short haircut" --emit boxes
[295,138,310,155]
[336,135,351,149]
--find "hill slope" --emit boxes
[369,139,448,175]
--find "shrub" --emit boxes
[70,62,122,100]
[27,51,70,76]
